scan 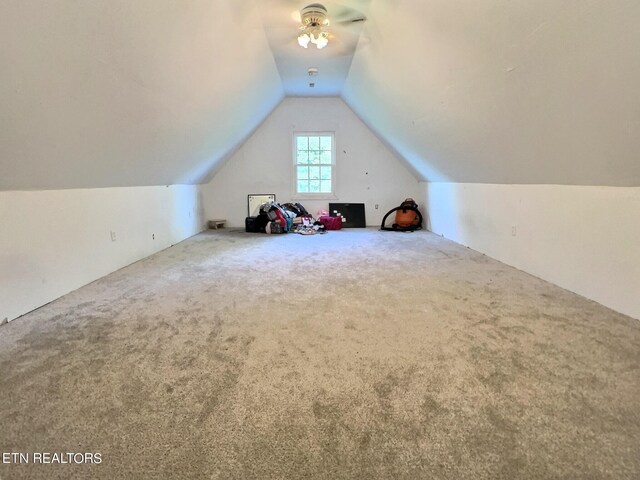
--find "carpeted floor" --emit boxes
[0,228,639,479]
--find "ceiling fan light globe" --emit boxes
[298,33,311,48]
[316,32,329,49]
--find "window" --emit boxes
[294,133,335,196]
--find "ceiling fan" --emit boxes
[296,3,367,50]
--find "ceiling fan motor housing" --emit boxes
[301,4,329,27]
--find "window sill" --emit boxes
[292,193,338,201]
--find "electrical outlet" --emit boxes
[152,234,155,240]
[511,225,517,236]
[110,231,117,242]
[375,204,379,209]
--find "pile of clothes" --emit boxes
[245,202,331,235]
[245,202,342,235]
[290,217,327,235]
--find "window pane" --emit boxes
[294,135,334,195]
[309,151,321,164]
[320,166,331,180]
[297,150,308,164]
[309,166,320,180]
[319,150,332,163]
[296,136,308,152]
[297,166,309,180]
[309,180,320,192]
[320,136,332,151]
[309,136,320,150]
[320,180,332,192]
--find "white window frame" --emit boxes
[292,132,337,200]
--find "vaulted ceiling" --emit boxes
[1,1,284,189]
[343,0,640,185]
[2,0,639,190]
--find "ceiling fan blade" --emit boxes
[334,16,367,26]
[328,1,368,24]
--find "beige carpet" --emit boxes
[1,228,638,479]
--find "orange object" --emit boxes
[395,209,418,228]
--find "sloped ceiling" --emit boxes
[342,0,640,185]
[0,1,283,190]
[2,1,639,190]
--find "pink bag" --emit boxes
[318,215,342,230]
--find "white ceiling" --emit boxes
[2,0,639,189]
[260,0,372,96]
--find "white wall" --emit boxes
[0,185,204,323]
[201,97,423,227]
[426,183,640,320]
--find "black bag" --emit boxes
[246,214,269,233]
[282,202,310,218]
[295,202,310,216]
[245,216,259,233]
[281,203,301,216]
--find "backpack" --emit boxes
[260,202,292,233]
[282,202,311,221]
[282,203,301,216]
[265,221,283,234]
[253,213,270,233]
[295,202,310,216]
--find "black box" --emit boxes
[245,216,260,233]
[329,203,366,228]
